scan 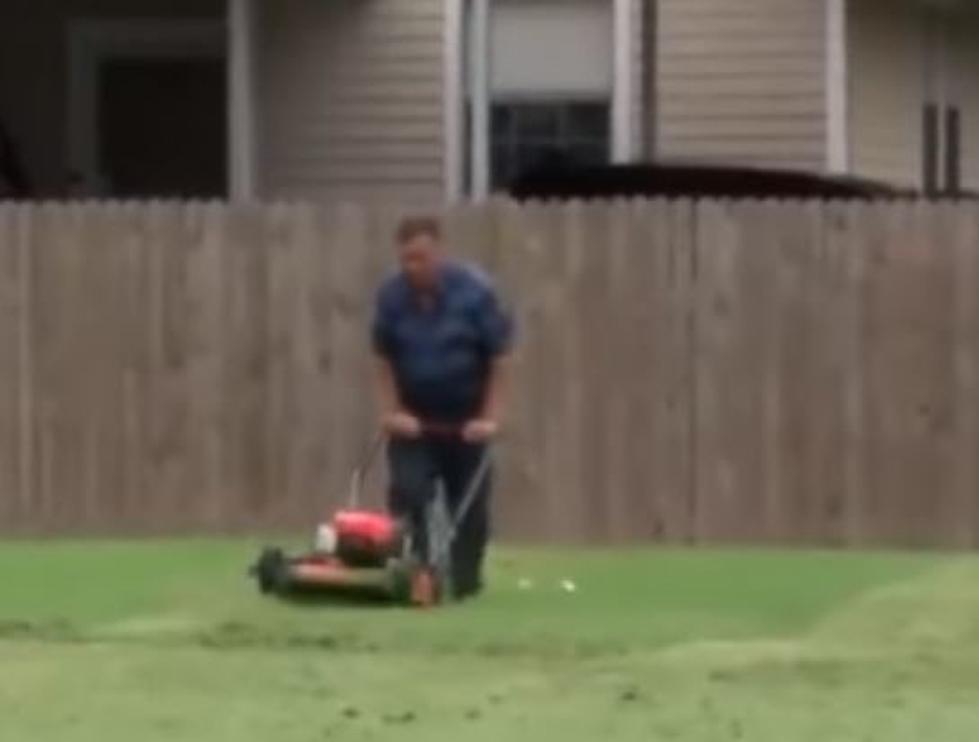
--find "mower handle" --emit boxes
[390,420,505,440]
[417,422,465,437]
[347,423,500,508]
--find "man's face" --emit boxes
[398,233,442,291]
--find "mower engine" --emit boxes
[316,510,409,568]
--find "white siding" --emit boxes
[847,0,926,188]
[257,0,444,202]
[654,0,826,171]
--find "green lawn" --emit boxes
[2,540,979,741]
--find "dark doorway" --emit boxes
[98,56,227,199]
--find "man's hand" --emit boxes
[462,418,499,444]
[383,411,422,439]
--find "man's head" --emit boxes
[396,215,443,292]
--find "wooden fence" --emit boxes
[1,199,978,547]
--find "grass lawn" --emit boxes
[2,540,979,741]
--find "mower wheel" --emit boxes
[252,547,288,594]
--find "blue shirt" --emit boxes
[372,260,514,423]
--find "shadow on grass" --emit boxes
[258,581,416,611]
[0,619,83,643]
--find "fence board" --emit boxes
[323,205,373,513]
[862,202,956,546]
[810,201,851,545]
[758,202,787,542]
[86,205,127,531]
[619,200,666,541]
[493,201,542,542]
[604,200,633,542]
[663,200,697,542]
[116,204,147,530]
[769,201,821,543]
[693,200,745,542]
[0,206,22,527]
[840,202,872,546]
[572,201,611,542]
[142,202,184,531]
[287,206,346,524]
[953,203,979,548]
[31,205,78,531]
[181,204,229,530]
[532,202,575,542]
[736,200,775,543]
[264,203,299,527]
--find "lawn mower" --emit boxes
[249,427,492,608]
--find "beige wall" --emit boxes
[0,0,223,197]
[653,0,827,171]
[847,0,926,189]
[257,0,444,203]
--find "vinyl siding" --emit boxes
[847,0,926,189]
[654,0,826,171]
[257,0,444,202]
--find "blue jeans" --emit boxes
[387,435,491,596]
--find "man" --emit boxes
[371,215,513,600]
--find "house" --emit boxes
[0,0,976,203]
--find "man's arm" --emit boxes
[465,281,515,442]
[464,354,509,443]
[480,354,510,425]
[372,291,421,438]
[375,354,401,416]
[375,354,422,438]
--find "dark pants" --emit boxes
[387,436,491,597]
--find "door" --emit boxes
[98,56,227,199]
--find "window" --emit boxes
[490,101,610,190]
[466,0,614,194]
